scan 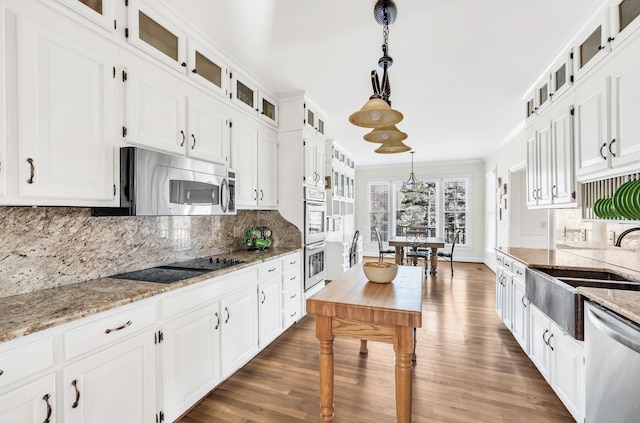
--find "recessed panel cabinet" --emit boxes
[0,373,55,423]
[220,284,259,378]
[16,15,116,203]
[258,276,283,347]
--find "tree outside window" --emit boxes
[395,182,436,236]
[443,180,467,244]
[369,183,390,242]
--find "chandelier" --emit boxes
[349,0,410,154]
[400,152,426,193]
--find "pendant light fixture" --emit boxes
[349,0,410,153]
[400,152,426,192]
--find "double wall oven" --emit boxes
[304,187,326,291]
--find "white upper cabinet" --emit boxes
[573,9,610,81]
[187,95,230,164]
[126,0,187,73]
[187,39,229,99]
[230,69,278,127]
[609,0,640,49]
[304,100,327,138]
[550,50,573,101]
[55,0,116,32]
[124,60,187,156]
[16,14,116,203]
[549,99,575,205]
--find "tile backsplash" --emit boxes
[0,207,301,297]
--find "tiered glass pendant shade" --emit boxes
[363,124,407,143]
[349,98,403,128]
[374,141,411,154]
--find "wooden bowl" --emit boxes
[362,262,399,283]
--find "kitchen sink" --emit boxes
[525,267,640,340]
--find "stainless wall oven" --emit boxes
[305,241,326,291]
[304,187,326,244]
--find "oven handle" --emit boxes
[220,178,229,213]
[305,201,325,208]
[306,242,326,251]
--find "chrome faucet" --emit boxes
[614,227,640,247]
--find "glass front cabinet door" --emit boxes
[573,9,609,80]
[230,70,278,127]
[187,39,229,99]
[55,0,116,31]
[127,1,187,73]
[610,0,640,48]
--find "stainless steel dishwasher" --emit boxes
[584,301,640,422]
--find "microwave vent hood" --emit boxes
[91,147,233,217]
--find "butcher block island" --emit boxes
[306,264,423,423]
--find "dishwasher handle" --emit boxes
[587,307,640,354]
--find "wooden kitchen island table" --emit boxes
[306,264,423,422]
[388,236,445,274]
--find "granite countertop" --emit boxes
[0,247,300,343]
[497,247,640,325]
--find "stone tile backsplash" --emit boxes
[0,207,301,298]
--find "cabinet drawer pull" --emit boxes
[547,333,554,351]
[261,291,266,304]
[290,311,297,318]
[542,329,550,345]
[600,142,607,159]
[27,158,35,184]
[225,307,230,323]
[268,267,276,272]
[180,130,186,147]
[289,276,296,281]
[608,139,616,157]
[214,312,220,330]
[43,394,52,423]
[105,320,132,334]
[260,189,264,200]
[289,261,296,265]
[290,293,297,299]
[71,379,80,408]
[191,134,196,149]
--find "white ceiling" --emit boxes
[160,0,603,167]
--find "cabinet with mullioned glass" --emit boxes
[230,70,278,127]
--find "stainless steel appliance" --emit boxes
[584,301,640,422]
[305,240,326,291]
[304,186,326,244]
[92,147,236,216]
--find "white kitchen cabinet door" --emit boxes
[549,322,584,423]
[62,331,156,423]
[187,96,230,165]
[536,123,553,205]
[495,268,505,319]
[0,373,55,423]
[511,277,528,353]
[220,285,259,378]
[125,65,186,156]
[525,132,539,207]
[17,16,115,202]
[258,276,283,348]
[230,118,258,207]
[528,304,552,382]
[304,134,324,188]
[161,304,221,423]
[550,100,575,205]
[54,0,116,32]
[257,129,278,207]
[609,43,640,169]
[187,38,229,99]
[574,69,611,177]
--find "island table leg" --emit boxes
[317,315,335,422]
[394,326,414,423]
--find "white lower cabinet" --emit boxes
[220,284,259,378]
[529,304,584,422]
[258,276,283,348]
[0,373,55,423]
[62,330,157,423]
[510,264,529,354]
[160,304,221,423]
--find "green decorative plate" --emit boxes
[613,180,637,220]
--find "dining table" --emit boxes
[306,264,423,422]
[388,236,445,274]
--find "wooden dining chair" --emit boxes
[374,228,395,262]
[405,228,430,273]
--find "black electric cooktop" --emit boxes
[110,257,245,284]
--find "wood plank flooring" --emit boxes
[178,261,573,422]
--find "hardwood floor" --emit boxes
[178,261,573,422]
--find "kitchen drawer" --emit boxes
[513,261,526,281]
[258,260,282,280]
[283,286,300,310]
[283,306,300,328]
[160,279,220,319]
[496,253,505,266]
[63,302,156,360]
[282,268,300,291]
[503,257,513,271]
[0,337,54,388]
[282,252,301,271]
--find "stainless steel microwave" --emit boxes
[92,147,236,216]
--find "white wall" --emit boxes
[355,159,485,263]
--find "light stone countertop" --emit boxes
[497,247,640,326]
[0,247,300,343]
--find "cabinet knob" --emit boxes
[608,36,615,43]
[181,62,187,67]
[192,68,197,74]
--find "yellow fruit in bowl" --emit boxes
[363,262,398,283]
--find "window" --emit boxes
[368,177,470,246]
[369,183,390,242]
